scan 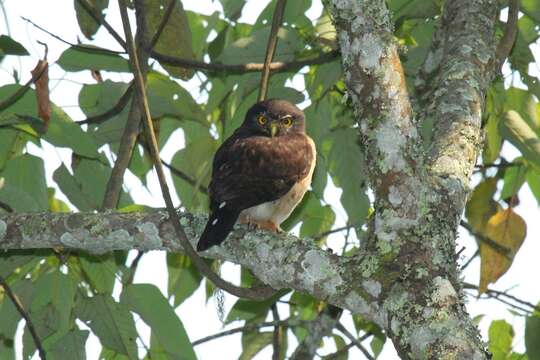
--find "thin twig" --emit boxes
[161,159,209,194]
[21,16,123,55]
[79,82,134,125]
[192,319,305,346]
[314,224,360,240]
[460,220,512,259]
[152,49,339,74]
[22,14,338,75]
[0,200,14,212]
[271,304,281,360]
[258,0,287,102]
[0,276,47,360]
[336,323,374,360]
[494,0,520,69]
[75,0,127,49]
[149,0,176,50]
[0,58,47,111]
[463,282,540,313]
[117,0,275,301]
[124,250,144,285]
[323,332,373,360]
[461,249,479,271]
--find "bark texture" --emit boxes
[327,0,498,358]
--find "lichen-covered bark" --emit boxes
[0,211,385,326]
[328,0,498,358]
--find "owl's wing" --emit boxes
[197,132,314,252]
[209,133,314,211]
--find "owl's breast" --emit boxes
[239,136,316,228]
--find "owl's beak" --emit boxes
[269,122,279,137]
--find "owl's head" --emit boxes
[243,99,305,137]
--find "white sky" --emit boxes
[1,0,539,359]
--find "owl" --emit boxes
[197,99,316,251]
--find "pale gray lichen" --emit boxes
[136,222,162,249]
[431,276,457,304]
[60,232,83,248]
[0,220,6,241]
[358,33,383,70]
[301,250,343,294]
[362,279,382,298]
[375,120,407,172]
[388,185,402,206]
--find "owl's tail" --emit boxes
[197,207,240,252]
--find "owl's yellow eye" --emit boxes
[282,116,293,127]
[257,115,266,126]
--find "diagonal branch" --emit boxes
[117,0,275,301]
[151,50,339,74]
[258,0,287,102]
[0,276,46,360]
[102,2,151,210]
[290,305,342,360]
[75,0,127,49]
[494,0,520,70]
[79,82,134,125]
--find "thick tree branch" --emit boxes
[0,211,385,322]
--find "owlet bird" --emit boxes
[196,99,316,251]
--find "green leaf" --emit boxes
[299,192,336,239]
[170,136,216,212]
[488,320,514,360]
[47,329,89,360]
[146,72,205,121]
[80,254,117,294]
[221,0,245,20]
[500,159,527,200]
[120,284,196,360]
[239,331,273,360]
[389,0,441,21]
[526,314,540,360]
[326,128,370,225]
[48,187,71,212]
[527,168,540,206]
[74,0,109,39]
[0,154,48,211]
[79,80,131,117]
[0,35,29,56]
[53,158,132,211]
[145,0,196,79]
[31,272,76,334]
[44,107,100,158]
[371,335,385,358]
[0,279,33,345]
[225,295,279,325]
[218,26,300,63]
[500,111,540,172]
[57,46,130,72]
[167,253,203,307]
[75,294,138,359]
[521,0,540,23]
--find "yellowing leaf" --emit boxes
[479,209,527,293]
[465,178,500,233]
